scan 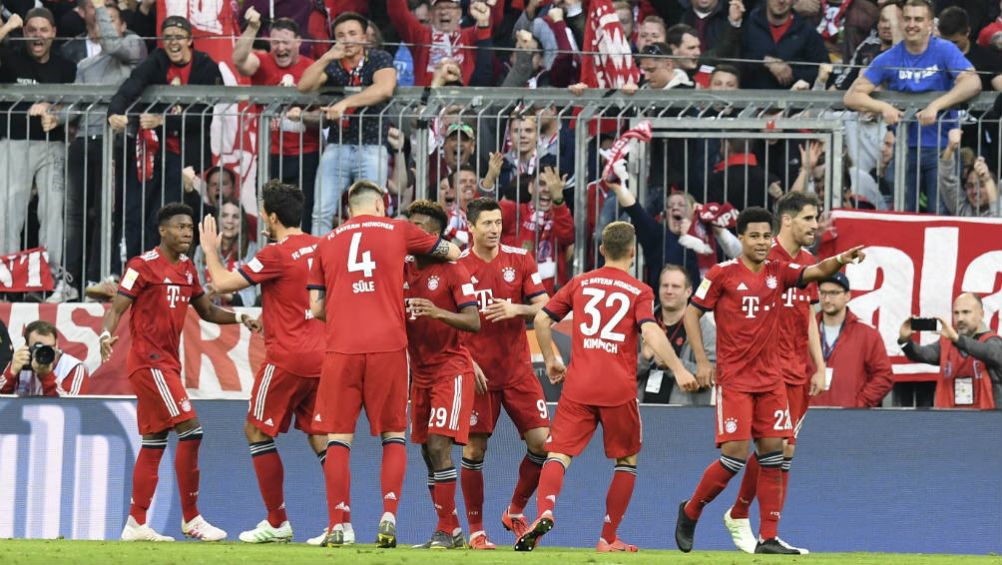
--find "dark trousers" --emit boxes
[269,151,319,234]
[65,136,123,286]
[124,148,184,259]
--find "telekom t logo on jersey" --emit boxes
[165,285,181,308]
[741,296,760,318]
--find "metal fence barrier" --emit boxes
[0,85,998,301]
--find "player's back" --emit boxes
[545,266,655,406]
[242,232,324,376]
[118,248,203,373]
[769,242,818,385]
[309,214,442,354]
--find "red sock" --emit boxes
[509,451,545,515]
[781,458,791,508]
[756,451,785,540]
[684,456,743,520]
[460,457,485,533]
[432,467,460,532]
[129,440,166,524]
[535,458,566,517]
[600,464,636,542]
[381,437,407,517]
[730,454,760,520]
[175,427,203,523]
[324,440,351,530]
[250,440,287,527]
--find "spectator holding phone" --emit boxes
[898,293,1002,409]
[1,321,89,397]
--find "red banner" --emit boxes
[0,248,55,293]
[0,303,264,397]
[818,211,1002,381]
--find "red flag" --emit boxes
[579,0,640,88]
[601,120,651,181]
[0,248,55,293]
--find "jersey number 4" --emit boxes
[348,232,376,277]
[579,288,629,342]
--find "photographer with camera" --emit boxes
[0,321,89,397]
[898,293,1002,410]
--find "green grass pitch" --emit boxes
[1,540,1000,565]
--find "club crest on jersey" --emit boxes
[427,275,440,291]
[725,417,738,434]
[765,275,778,289]
[502,266,516,283]
[470,410,479,426]
[186,272,192,285]
[180,400,192,412]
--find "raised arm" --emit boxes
[93,0,146,64]
[298,44,344,93]
[233,6,263,76]
[802,246,866,284]
[197,216,253,294]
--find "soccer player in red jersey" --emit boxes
[197,181,333,544]
[724,192,827,554]
[456,198,551,550]
[307,181,460,548]
[514,222,698,553]
[99,203,260,542]
[402,200,481,550]
[674,206,865,555]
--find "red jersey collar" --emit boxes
[713,152,758,173]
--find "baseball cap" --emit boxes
[430,0,460,5]
[825,272,850,292]
[446,123,474,139]
[161,15,192,35]
[639,42,670,58]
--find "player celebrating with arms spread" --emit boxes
[100,203,260,542]
[515,222,699,553]
[308,181,460,548]
[675,207,865,554]
[198,181,334,544]
[457,198,550,550]
[402,200,481,550]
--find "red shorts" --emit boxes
[714,384,792,446]
[545,397,642,459]
[247,361,322,437]
[470,373,550,436]
[410,372,474,445]
[315,349,408,435]
[129,367,197,435]
[785,381,811,446]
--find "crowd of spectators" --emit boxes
[0,0,1000,308]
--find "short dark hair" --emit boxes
[467,197,501,225]
[736,206,774,235]
[405,199,449,234]
[711,63,741,84]
[601,222,636,261]
[24,320,57,341]
[25,7,56,26]
[775,191,820,221]
[261,180,304,228]
[666,23,697,49]
[157,202,195,226]
[659,263,692,289]
[937,6,969,36]
[332,11,368,33]
[270,17,301,36]
[347,180,384,209]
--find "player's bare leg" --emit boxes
[122,430,174,541]
[504,426,548,540]
[414,435,464,549]
[377,430,407,548]
[322,432,354,547]
[172,418,226,541]
[461,434,495,549]
[239,422,293,543]
[676,439,750,552]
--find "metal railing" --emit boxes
[0,85,998,299]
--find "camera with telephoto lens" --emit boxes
[30,343,56,366]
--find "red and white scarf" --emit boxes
[601,120,652,181]
[580,0,641,88]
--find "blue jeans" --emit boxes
[313,144,388,234]
[885,146,942,213]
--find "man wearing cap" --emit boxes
[637,42,693,90]
[108,15,223,258]
[430,122,476,194]
[0,8,76,292]
[898,293,1002,410]
[810,272,894,408]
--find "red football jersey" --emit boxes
[543,266,656,406]
[769,240,820,385]
[307,214,442,354]
[117,248,204,374]
[691,258,806,392]
[404,259,478,387]
[252,52,320,155]
[458,244,548,391]
[239,232,324,377]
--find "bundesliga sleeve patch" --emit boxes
[531,272,543,285]
[121,268,139,291]
[248,258,264,273]
[694,278,712,300]
[461,283,476,296]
